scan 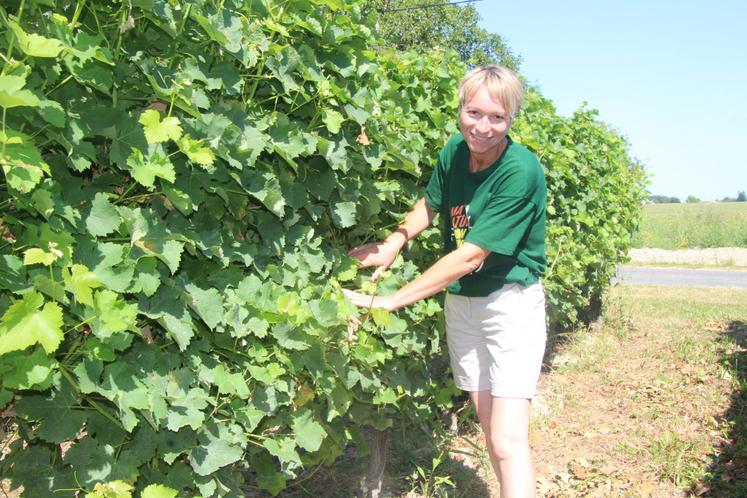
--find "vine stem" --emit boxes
[44,75,73,97]
[59,365,127,432]
[2,0,25,69]
[115,181,138,203]
[1,107,7,162]
[62,316,95,336]
[69,0,87,29]
[546,238,564,278]
[117,191,163,204]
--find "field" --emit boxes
[632,202,747,249]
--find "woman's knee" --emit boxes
[486,431,530,461]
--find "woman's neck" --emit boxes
[469,137,508,173]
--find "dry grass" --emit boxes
[529,285,747,497]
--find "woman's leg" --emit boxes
[469,390,501,478]
[470,391,534,498]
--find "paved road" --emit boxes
[616,266,747,288]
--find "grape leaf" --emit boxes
[91,290,137,339]
[263,437,301,470]
[292,409,326,452]
[322,108,344,134]
[99,361,151,431]
[130,258,161,297]
[74,357,103,393]
[234,170,286,218]
[177,135,216,166]
[0,254,26,292]
[77,241,134,292]
[0,292,63,355]
[88,480,134,498]
[142,484,179,498]
[126,149,176,187]
[1,130,49,192]
[0,347,57,390]
[188,422,246,476]
[330,201,357,228]
[9,21,64,58]
[183,283,223,330]
[156,426,197,465]
[166,388,209,431]
[139,109,183,143]
[0,75,40,108]
[140,286,194,351]
[343,104,370,125]
[86,192,121,237]
[272,322,312,351]
[62,264,102,306]
[23,247,58,266]
[38,98,66,127]
[15,380,86,443]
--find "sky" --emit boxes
[475,0,747,201]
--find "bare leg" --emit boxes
[469,391,535,498]
[469,390,502,479]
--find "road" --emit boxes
[616,266,747,288]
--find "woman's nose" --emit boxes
[475,115,491,132]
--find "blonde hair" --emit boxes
[458,65,524,120]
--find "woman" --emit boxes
[343,64,547,498]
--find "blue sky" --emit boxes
[475,0,747,201]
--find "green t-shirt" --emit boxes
[424,133,547,296]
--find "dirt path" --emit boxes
[525,286,747,497]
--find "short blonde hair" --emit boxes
[458,65,524,120]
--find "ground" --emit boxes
[431,284,747,498]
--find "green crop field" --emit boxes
[632,202,747,249]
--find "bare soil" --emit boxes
[524,286,747,498]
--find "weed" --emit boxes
[648,431,703,486]
[405,452,456,497]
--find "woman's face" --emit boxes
[459,86,510,157]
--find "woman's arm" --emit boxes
[342,241,490,311]
[347,197,437,281]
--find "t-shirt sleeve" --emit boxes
[464,195,538,257]
[425,158,444,213]
[425,134,464,212]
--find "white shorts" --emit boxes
[444,282,547,399]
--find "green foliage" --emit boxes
[0,0,461,495]
[648,194,681,204]
[362,0,521,68]
[0,0,644,495]
[512,93,647,324]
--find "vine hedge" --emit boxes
[0,0,645,496]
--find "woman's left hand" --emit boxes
[341,289,396,311]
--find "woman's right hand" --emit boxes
[348,236,404,282]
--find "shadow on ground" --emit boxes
[704,320,747,496]
[246,419,491,497]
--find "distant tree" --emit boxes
[648,195,681,204]
[738,190,746,202]
[363,0,522,69]
[686,195,701,203]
